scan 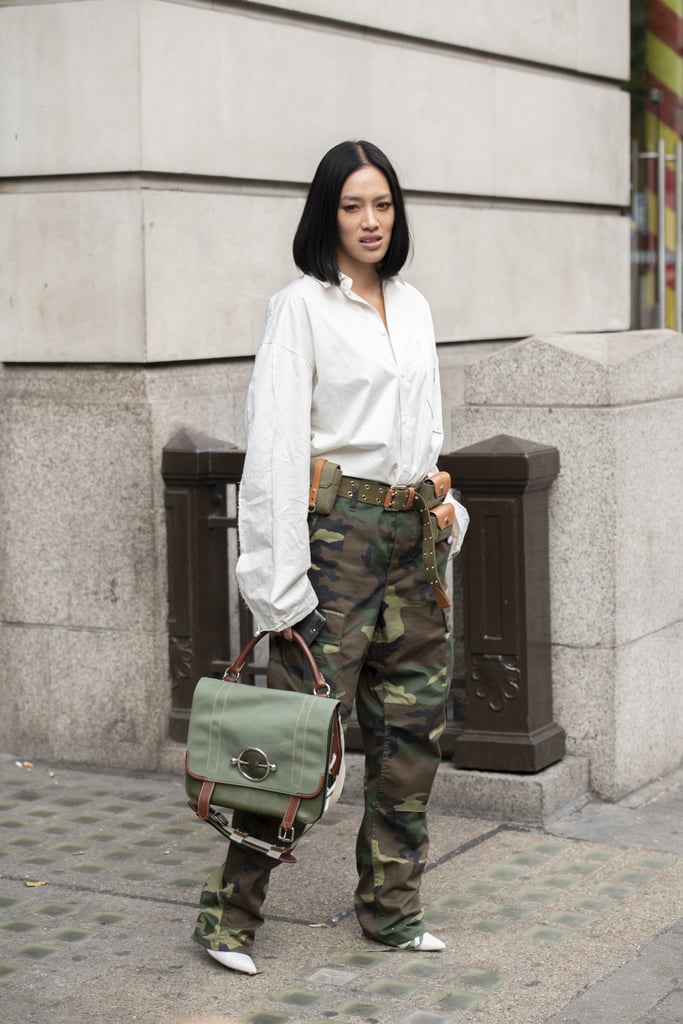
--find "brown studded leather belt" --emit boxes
[336,473,453,608]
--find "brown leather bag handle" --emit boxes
[222,630,330,696]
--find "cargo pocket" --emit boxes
[311,608,351,718]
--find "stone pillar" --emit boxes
[455,330,683,799]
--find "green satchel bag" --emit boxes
[186,630,345,862]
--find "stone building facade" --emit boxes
[3,2,680,810]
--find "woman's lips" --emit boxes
[359,236,383,251]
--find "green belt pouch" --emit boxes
[422,471,454,542]
[309,457,343,515]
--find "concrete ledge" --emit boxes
[339,753,591,826]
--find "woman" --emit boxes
[193,140,467,975]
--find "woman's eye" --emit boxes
[377,202,392,210]
[342,204,359,214]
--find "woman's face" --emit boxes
[336,164,395,278]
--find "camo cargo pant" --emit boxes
[193,495,453,952]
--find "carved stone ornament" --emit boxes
[169,635,193,690]
[472,654,521,712]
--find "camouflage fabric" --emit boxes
[193,811,283,953]
[193,496,453,952]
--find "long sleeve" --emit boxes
[235,292,319,632]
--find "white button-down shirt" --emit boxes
[236,273,446,632]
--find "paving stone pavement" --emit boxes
[0,754,681,1024]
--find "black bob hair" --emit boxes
[292,140,411,284]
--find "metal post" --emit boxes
[161,429,242,742]
[658,138,667,328]
[676,141,682,332]
[449,435,566,773]
[631,139,640,331]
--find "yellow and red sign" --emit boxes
[645,0,683,325]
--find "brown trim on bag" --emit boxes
[198,780,214,820]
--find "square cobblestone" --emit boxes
[612,868,658,885]
[432,988,487,1010]
[594,882,638,900]
[573,895,618,912]
[15,944,58,959]
[524,924,575,942]
[633,855,676,870]
[528,841,571,855]
[395,959,447,979]
[272,988,322,1007]
[1,920,39,934]
[432,893,479,909]
[306,967,357,986]
[556,860,602,876]
[34,903,78,918]
[336,998,384,1016]
[517,888,562,904]
[535,873,582,890]
[335,949,388,968]
[49,927,92,942]
[456,967,507,989]
[366,977,418,997]
[548,910,598,928]
[424,909,453,925]
[462,880,503,896]
[468,918,514,934]
[242,1011,290,1024]
[490,903,534,920]
[8,836,42,847]
[52,842,88,853]
[577,847,620,863]
[487,865,528,881]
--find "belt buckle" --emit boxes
[384,485,414,511]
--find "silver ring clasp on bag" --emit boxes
[231,747,277,782]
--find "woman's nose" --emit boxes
[361,206,378,228]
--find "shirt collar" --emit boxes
[317,273,400,295]
[317,273,353,292]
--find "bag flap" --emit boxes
[186,678,341,799]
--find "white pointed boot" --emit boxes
[398,931,446,951]
[206,948,258,974]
